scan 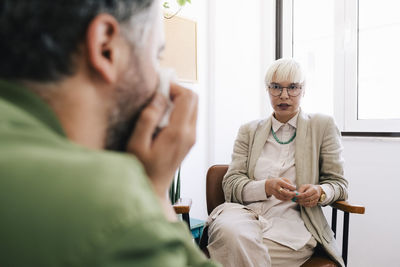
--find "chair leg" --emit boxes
[182,213,191,229]
[342,212,349,266]
[331,207,337,238]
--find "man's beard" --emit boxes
[104,61,155,152]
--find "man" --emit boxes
[0,0,219,266]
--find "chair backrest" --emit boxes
[206,165,228,215]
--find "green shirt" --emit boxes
[0,80,219,267]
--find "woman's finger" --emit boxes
[280,178,297,191]
[297,184,317,200]
[276,186,296,200]
[299,195,319,204]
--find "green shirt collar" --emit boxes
[0,79,66,137]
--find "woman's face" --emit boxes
[268,80,304,123]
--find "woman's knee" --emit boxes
[209,216,262,245]
[209,216,239,241]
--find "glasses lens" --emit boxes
[287,84,301,96]
[269,84,281,96]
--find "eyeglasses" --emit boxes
[268,83,303,97]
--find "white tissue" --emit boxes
[157,68,175,128]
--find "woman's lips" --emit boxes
[277,103,290,110]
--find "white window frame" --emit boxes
[281,0,293,59]
[282,0,400,133]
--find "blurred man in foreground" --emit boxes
[0,0,218,266]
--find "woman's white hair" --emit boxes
[264,58,305,86]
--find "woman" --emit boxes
[206,58,348,267]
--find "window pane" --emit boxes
[293,0,334,116]
[358,0,400,120]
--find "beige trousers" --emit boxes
[207,203,317,267]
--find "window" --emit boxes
[358,0,400,120]
[292,0,335,116]
[281,0,400,133]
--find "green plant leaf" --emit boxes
[175,167,181,202]
[177,0,186,6]
[169,176,175,204]
[168,166,182,205]
[163,2,170,8]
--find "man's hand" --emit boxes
[265,177,297,201]
[127,83,198,197]
[296,184,321,208]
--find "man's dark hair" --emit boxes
[0,0,155,82]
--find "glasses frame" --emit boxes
[268,83,303,97]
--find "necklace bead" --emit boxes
[271,127,296,144]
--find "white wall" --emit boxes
[340,137,400,266]
[210,0,275,164]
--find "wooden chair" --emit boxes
[200,165,365,267]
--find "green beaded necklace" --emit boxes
[271,127,296,145]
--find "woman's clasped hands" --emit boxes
[265,178,322,207]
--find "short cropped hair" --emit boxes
[264,58,305,86]
[0,0,155,82]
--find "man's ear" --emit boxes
[86,14,122,84]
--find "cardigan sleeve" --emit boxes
[319,116,348,204]
[222,123,255,204]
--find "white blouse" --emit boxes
[242,113,334,250]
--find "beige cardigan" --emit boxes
[222,111,348,266]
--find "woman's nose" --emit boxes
[280,88,289,99]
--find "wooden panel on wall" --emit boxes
[161,15,198,83]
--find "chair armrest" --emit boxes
[330,200,365,214]
[173,198,192,214]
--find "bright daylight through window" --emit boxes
[293,0,334,117]
[358,0,400,120]
[290,0,400,133]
